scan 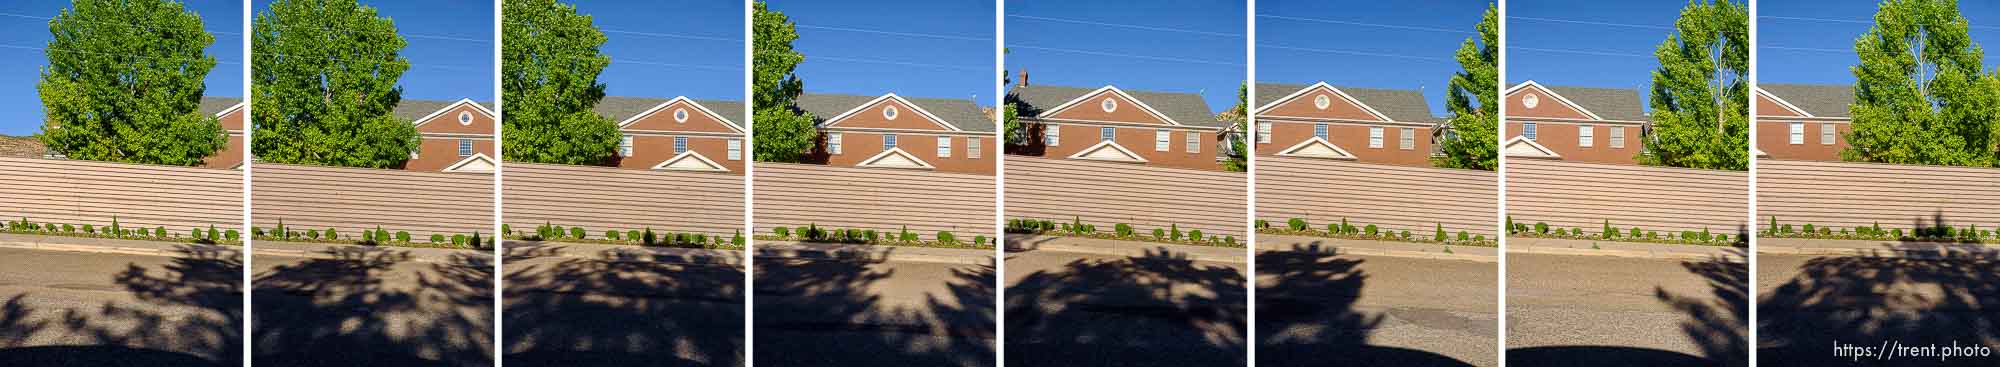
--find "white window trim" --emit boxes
[1044,125,1060,146]
[1368,127,1384,148]
[619,135,634,156]
[1101,98,1117,112]
[968,138,982,159]
[673,109,689,123]
[1399,127,1415,150]
[673,136,688,154]
[937,136,952,158]
[1820,123,1835,145]
[1523,123,1538,141]
[458,139,473,156]
[884,134,898,150]
[1789,122,1804,145]
[1257,122,1272,143]
[1185,131,1200,153]
[1154,129,1170,152]
[1579,124,1595,148]
[726,139,741,160]
[1100,127,1115,142]
[829,133,844,155]
[1611,126,1626,148]
[1313,123,1328,139]
[457,111,473,125]
[883,105,899,120]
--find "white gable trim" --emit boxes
[212,102,245,118]
[650,150,731,172]
[1065,140,1149,163]
[1040,85,1183,126]
[1752,87,1815,118]
[616,96,745,133]
[442,153,497,172]
[820,93,962,131]
[1503,136,1562,159]
[855,147,937,170]
[411,98,496,127]
[1504,80,1605,121]
[1753,147,1769,158]
[1253,81,1393,122]
[1273,137,1358,160]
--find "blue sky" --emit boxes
[765,0,992,106]
[1506,0,1685,93]
[1007,0,1245,113]
[571,0,741,101]
[1259,0,1489,118]
[0,0,242,136]
[1760,0,2000,85]
[251,0,495,104]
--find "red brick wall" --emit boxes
[1255,120,1432,167]
[1505,120,1641,165]
[1038,123,1219,171]
[616,134,745,174]
[406,137,495,171]
[824,131,994,175]
[1755,119,1848,162]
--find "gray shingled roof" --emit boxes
[1758,83,1852,117]
[795,93,995,132]
[0,135,45,159]
[1520,84,1649,122]
[199,97,242,115]
[1008,85,1229,128]
[1253,82,1438,123]
[392,99,494,122]
[592,96,746,129]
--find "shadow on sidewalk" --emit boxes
[251,248,493,367]
[1005,248,1245,366]
[0,245,243,366]
[502,253,744,366]
[1257,242,1471,366]
[753,255,994,367]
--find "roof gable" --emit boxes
[651,150,730,172]
[821,93,960,131]
[411,99,498,135]
[1011,85,1227,128]
[1754,89,1809,117]
[1042,86,1179,125]
[618,96,746,134]
[1756,83,1852,118]
[1274,137,1358,160]
[856,147,936,170]
[442,153,497,172]
[1255,82,1392,122]
[1065,140,1148,163]
[1505,81,1602,121]
[1504,136,1561,159]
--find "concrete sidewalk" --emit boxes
[1255,234,1496,262]
[503,240,744,266]
[1005,234,1246,264]
[253,240,492,264]
[1757,237,2000,259]
[1507,237,1746,262]
[755,240,994,265]
[0,232,239,258]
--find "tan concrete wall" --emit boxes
[1506,159,1747,234]
[1004,156,1246,238]
[1757,159,2000,232]
[1258,157,1496,236]
[752,162,994,238]
[503,162,743,236]
[0,157,240,230]
[252,163,493,238]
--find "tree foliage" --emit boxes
[36,0,223,166]
[1843,0,2000,167]
[1219,81,1249,172]
[501,0,621,165]
[250,0,418,169]
[751,1,816,163]
[1641,0,1749,171]
[1434,4,1499,171]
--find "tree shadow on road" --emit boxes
[1005,247,1245,366]
[1759,250,2000,366]
[753,255,994,367]
[0,245,243,366]
[502,250,744,366]
[252,247,493,367]
[1257,242,1473,366]
[1509,245,1748,367]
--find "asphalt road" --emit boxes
[754,257,995,367]
[502,255,744,366]
[1506,252,1747,367]
[1758,253,2000,367]
[1004,249,1247,367]
[1258,250,1497,367]
[250,253,494,367]
[0,247,242,367]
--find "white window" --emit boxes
[457,111,473,125]
[1821,123,1835,145]
[727,139,741,160]
[458,139,473,156]
[937,136,952,157]
[968,138,982,158]
[1611,126,1626,148]
[1100,127,1115,142]
[1789,122,1804,145]
[619,135,633,156]
[883,105,899,120]
[1399,127,1415,150]
[1044,125,1059,146]
[1101,98,1117,112]
[829,133,843,155]
[673,109,688,122]
[1185,131,1200,153]
[1523,123,1538,141]
[1368,127,1383,148]
[1313,94,1331,109]
[883,134,898,150]
[1313,124,1328,139]
[1154,129,1170,151]
[1257,122,1272,143]
[673,137,689,153]
[1578,125,1595,147]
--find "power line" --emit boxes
[500,21,738,42]
[1010,45,1241,66]
[1256,14,1473,35]
[254,22,489,43]
[604,58,741,72]
[1760,15,2000,31]
[0,11,241,36]
[1763,45,1851,54]
[0,43,239,65]
[796,24,987,41]
[1512,16,1673,31]
[251,52,482,72]
[1006,14,1241,38]
[1258,44,1453,62]
[812,55,986,72]
[1512,46,1652,58]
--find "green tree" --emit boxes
[1434,4,1499,171]
[751,2,816,163]
[35,0,223,166]
[1640,0,1749,171]
[1843,0,1999,166]
[1218,81,1249,172]
[502,0,622,165]
[250,0,418,168]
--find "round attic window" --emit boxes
[457,111,473,125]
[1313,95,1331,110]
[1523,94,1540,109]
[884,105,899,120]
[673,108,689,123]
[1101,98,1118,112]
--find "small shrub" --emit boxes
[606,230,620,240]
[1602,219,1615,239]
[899,227,919,242]
[974,235,987,246]
[1803,223,1815,234]
[1458,230,1470,242]
[396,231,411,243]
[733,231,746,246]
[1630,227,1642,238]
[1781,224,1794,234]
[627,230,641,241]
[1717,234,1730,243]
[938,231,956,244]
[308,229,321,239]
[1256,219,1270,229]
[1287,218,1309,231]
[1325,223,1340,235]
[154,226,165,238]
[1170,224,1182,241]
[1364,224,1379,236]
[644,228,656,244]
[208,226,219,241]
[1534,222,1549,234]
[1340,218,1355,234]
[1224,235,1236,244]
[325,228,338,240]
[62,224,74,233]
[431,234,446,243]
[1475,235,1486,242]
[1115,223,1135,237]
[1434,224,1447,242]
[452,234,468,246]
[225,230,239,241]
[1188,229,1203,241]
[1400,229,1412,240]
[249,226,260,237]
[501,224,512,236]
[1505,216,1515,234]
[865,229,879,242]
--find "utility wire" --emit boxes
[1010,45,1241,66]
[1512,16,1673,30]
[1762,45,1851,54]
[812,55,986,71]
[0,11,241,36]
[0,43,239,65]
[1258,44,1452,62]
[1760,15,2000,31]
[796,24,988,41]
[1256,14,1473,35]
[1006,14,1241,38]
[1512,46,1652,58]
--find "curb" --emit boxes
[1507,245,1745,262]
[1756,245,2000,260]
[1255,235,1496,262]
[0,235,240,258]
[503,241,745,266]
[252,240,491,264]
[1005,235,1246,263]
[756,242,994,265]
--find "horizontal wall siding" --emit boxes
[1758,159,2000,232]
[1506,159,1747,234]
[0,157,240,230]
[252,163,492,237]
[1258,157,1497,237]
[753,162,993,238]
[503,163,743,236]
[1005,156,1247,238]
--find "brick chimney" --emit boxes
[1017,69,1029,87]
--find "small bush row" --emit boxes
[502,222,746,248]
[1009,217,1240,246]
[1762,216,1995,243]
[4,216,239,244]
[768,223,989,247]
[1257,217,1491,246]
[1505,216,1734,245]
[255,219,487,248]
